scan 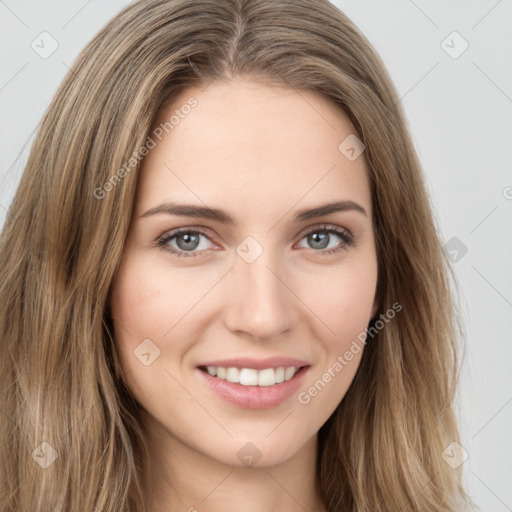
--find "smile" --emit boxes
[199,365,301,386]
[196,359,310,409]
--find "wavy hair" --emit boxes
[0,0,469,510]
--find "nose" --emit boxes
[223,248,293,341]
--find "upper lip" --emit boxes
[197,356,310,370]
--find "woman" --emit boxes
[0,0,471,510]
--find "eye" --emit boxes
[156,224,355,258]
[156,227,217,258]
[295,225,354,255]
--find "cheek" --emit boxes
[109,257,195,410]
[109,253,226,387]
[109,256,181,379]
[294,255,377,415]
[111,265,163,339]
[304,254,378,346]
[110,256,201,342]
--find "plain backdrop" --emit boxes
[1,1,511,510]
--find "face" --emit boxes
[110,77,379,468]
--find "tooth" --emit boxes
[239,368,258,386]
[284,367,297,381]
[258,368,276,386]
[209,366,300,385]
[226,367,240,383]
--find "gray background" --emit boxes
[1,1,511,510]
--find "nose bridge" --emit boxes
[224,243,292,339]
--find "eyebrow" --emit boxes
[140,200,368,224]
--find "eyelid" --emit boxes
[294,223,353,242]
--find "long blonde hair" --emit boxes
[0,0,469,510]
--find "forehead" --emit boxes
[135,78,371,222]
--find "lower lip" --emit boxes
[196,366,310,410]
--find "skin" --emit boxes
[110,77,379,512]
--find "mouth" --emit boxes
[198,365,306,386]
[195,359,310,409]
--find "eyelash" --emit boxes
[156,225,355,259]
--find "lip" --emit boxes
[196,366,310,409]
[197,356,310,370]
[195,358,310,410]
